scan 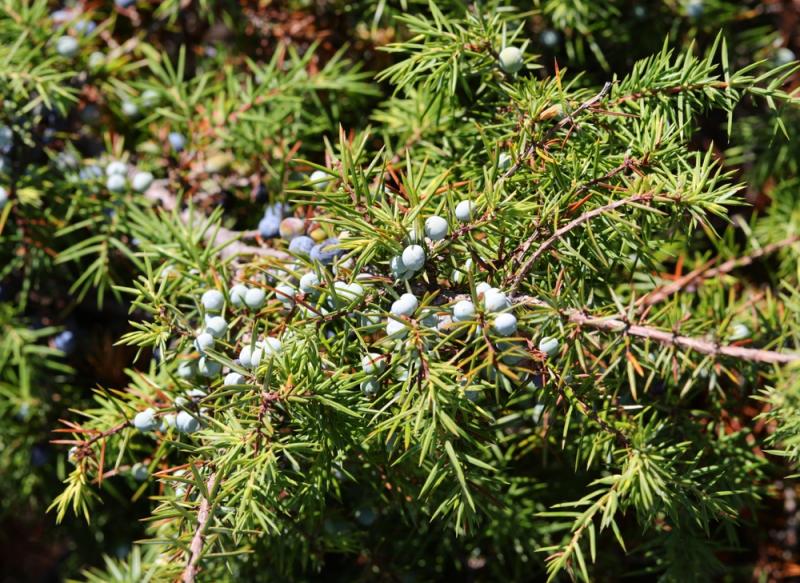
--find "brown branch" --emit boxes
[181,471,218,583]
[612,81,729,106]
[506,193,654,293]
[636,235,800,309]
[568,311,800,364]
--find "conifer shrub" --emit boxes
[2,0,800,580]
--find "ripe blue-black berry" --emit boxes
[54,330,77,354]
[258,214,281,238]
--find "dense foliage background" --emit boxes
[3,0,800,581]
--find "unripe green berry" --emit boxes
[361,377,380,397]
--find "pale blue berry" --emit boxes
[386,317,408,338]
[141,89,159,108]
[0,126,12,151]
[539,336,559,357]
[131,171,154,192]
[133,407,159,432]
[238,345,254,368]
[310,238,342,265]
[455,200,475,222]
[121,100,138,117]
[106,174,127,193]
[229,283,248,307]
[0,186,8,209]
[175,411,200,434]
[106,161,127,176]
[401,245,425,272]
[390,255,409,278]
[131,462,149,481]
[310,169,330,190]
[731,323,750,341]
[176,360,196,379]
[56,35,79,58]
[498,152,512,170]
[686,0,703,19]
[424,215,448,241]
[498,46,524,74]
[224,372,244,386]
[362,352,386,374]
[776,48,796,66]
[289,235,315,256]
[201,289,225,312]
[299,272,320,294]
[390,293,418,317]
[483,289,510,313]
[194,332,215,353]
[453,300,475,322]
[198,356,221,377]
[476,282,492,296]
[204,316,227,338]
[540,29,559,47]
[244,287,266,310]
[168,132,186,152]
[258,214,281,238]
[492,313,518,336]
[274,284,296,308]
[361,377,380,397]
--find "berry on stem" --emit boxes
[498,46,524,74]
[201,289,225,312]
[455,200,475,222]
[133,408,159,432]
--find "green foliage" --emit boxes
[3,0,800,581]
